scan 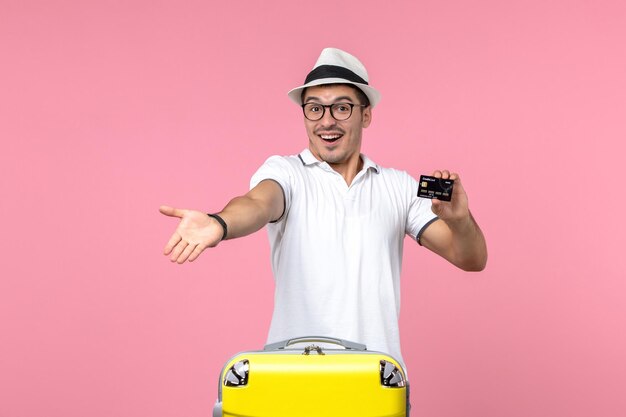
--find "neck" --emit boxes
[328,155,363,186]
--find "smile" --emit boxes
[319,133,343,143]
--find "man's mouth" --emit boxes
[318,133,343,143]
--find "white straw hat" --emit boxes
[287,47,381,108]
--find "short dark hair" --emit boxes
[301,83,370,107]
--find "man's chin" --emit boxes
[310,143,352,165]
[320,153,348,165]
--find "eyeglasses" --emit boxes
[301,102,368,121]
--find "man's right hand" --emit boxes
[159,205,225,264]
[159,180,284,264]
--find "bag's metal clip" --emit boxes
[303,344,325,355]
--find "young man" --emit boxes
[160,48,487,369]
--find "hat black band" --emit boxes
[304,65,368,85]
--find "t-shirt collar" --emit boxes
[298,148,380,174]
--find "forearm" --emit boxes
[217,196,275,239]
[214,179,284,241]
[444,212,488,271]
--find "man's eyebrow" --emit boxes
[303,96,355,103]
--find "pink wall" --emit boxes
[1,1,625,416]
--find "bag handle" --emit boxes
[263,336,367,351]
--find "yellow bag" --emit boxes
[213,336,407,417]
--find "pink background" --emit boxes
[1,1,625,416]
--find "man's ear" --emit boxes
[362,107,372,128]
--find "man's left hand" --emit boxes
[429,170,470,225]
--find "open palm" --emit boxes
[159,205,223,263]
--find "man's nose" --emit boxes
[319,107,337,127]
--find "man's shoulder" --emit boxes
[361,154,412,178]
[251,152,309,184]
[370,162,415,183]
[258,152,303,165]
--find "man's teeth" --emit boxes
[321,134,341,140]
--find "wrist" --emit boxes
[207,213,228,241]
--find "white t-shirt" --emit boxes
[250,149,438,369]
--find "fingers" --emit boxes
[159,205,186,218]
[432,170,462,188]
[161,205,213,263]
[431,170,459,180]
[161,206,196,261]
[429,170,464,212]
[164,233,182,255]
[176,242,197,264]
[171,242,207,264]
[164,234,207,263]
[187,244,206,262]
[168,239,188,262]
[168,240,195,263]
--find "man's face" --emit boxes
[302,84,371,168]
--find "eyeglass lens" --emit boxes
[303,103,354,121]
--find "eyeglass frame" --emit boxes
[301,102,369,121]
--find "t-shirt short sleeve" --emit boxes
[250,155,293,222]
[405,175,439,245]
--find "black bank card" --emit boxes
[418,175,454,201]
